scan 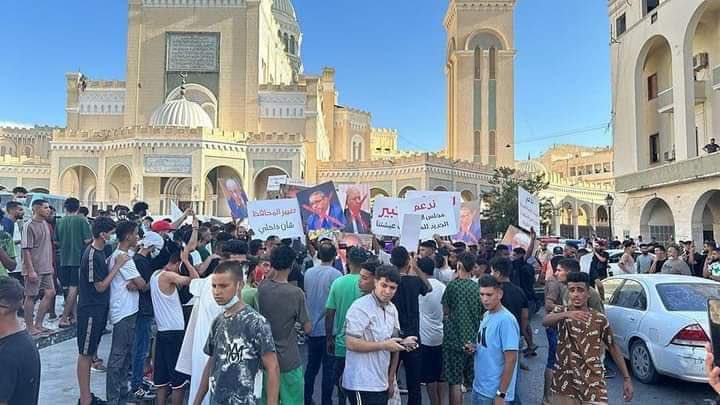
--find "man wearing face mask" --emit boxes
[130,231,165,401]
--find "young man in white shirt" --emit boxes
[417,257,447,405]
[106,220,146,405]
[343,265,411,405]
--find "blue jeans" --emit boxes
[131,314,152,389]
[472,392,517,405]
[304,335,335,405]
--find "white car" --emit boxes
[601,274,720,383]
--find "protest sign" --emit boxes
[406,190,461,229]
[454,201,482,244]
[403,195,458,240]
[219,177,248,221]
[371,197,402,237]
[399,214,422,253]
[338,184,372,234]
[500,225,532,251]
[266,175,288,192]
[518,186,540,235]
[248,198,303,240]
[296,181,346,231]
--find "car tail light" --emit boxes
[671,324,709,347]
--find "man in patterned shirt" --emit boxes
[194,260,279,405]
[542,272,633,404]
[441,252,482,405]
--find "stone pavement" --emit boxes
[37,313,719,404]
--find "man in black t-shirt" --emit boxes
[76,217,129,405]
[589,240,610,295]
[0,276,40,405]
[390,247,431,405]
[491,257,535,356]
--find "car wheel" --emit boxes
[630,340,660,384]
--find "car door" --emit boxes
[607,279,648,355]
[603,278,626,348]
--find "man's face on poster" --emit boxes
[310,191,330,214]
[460,207,474,229]
[347,188,363,213]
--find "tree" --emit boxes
[482,167,553,236]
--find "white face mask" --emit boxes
[223,295,240,309]
[151,248,161,259]
[15,197,26,204]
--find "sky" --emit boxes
[0,0,612,160]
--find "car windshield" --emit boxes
[656,283,720,311]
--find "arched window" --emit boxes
[489,47,497,79]
[290,35,296,54]
[351,136,364,161]
[23,146,32,157]
[283,33,289,52]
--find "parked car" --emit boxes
[601,274,720,383]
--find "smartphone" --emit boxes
[383,241,394,254]
[708,299,720,367]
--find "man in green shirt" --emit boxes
[325,247,370,405]
[55,198,92,328]
[0,228,17,277]
[442,252,482,405]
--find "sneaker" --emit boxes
[91,362,107,373]
[77,393,107,405]
[141,381,157,393]
[130,386,156,401]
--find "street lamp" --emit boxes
[605,193,615,240]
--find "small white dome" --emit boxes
[272,0,297,21]
[149,96,213,129]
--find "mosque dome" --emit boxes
[149,94,213,129]
[272,0,297,21]
[515,159,548,175]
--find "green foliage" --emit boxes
[482,167,552,236]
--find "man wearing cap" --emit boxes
[130,231,165,400]
[150,219,181,271]
[304,243,343,405]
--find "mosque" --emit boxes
[0,0,612,234]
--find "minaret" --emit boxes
[445,0,515,167]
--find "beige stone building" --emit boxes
[3,0,519,218]
[610,0,720,243]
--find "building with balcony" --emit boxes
[610,0,720,243]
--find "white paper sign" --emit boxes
[371,197,402,237]
[248,199,304,240]
[518,186,540,236]
[399,214,422,253]
[286,178,306,186]
[403,195,458,240]
[266,175,289,191]
[406,190,462,229]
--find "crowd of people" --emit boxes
[1,189,720,405]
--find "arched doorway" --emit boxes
[107,165,133,206]
[206,166,245,218]
[370,188,389,208]
[433,186,448,192]
[253,167,289,200]
[59,165,97,207]
[577,204,593,239]
[29,187,49,194]
[398,186,416,198]
[596,206,610,239]
[559,201,575,238]
[691,190,720,243]
[640,198,676,244]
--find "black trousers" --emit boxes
[399,348,422,405]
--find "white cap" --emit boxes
[139,231,165,250]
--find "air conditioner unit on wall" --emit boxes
[663,149,676,162]
[694,53,709,72]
